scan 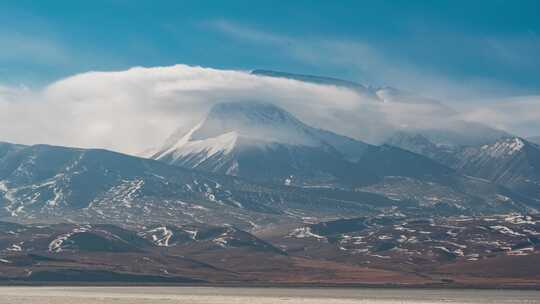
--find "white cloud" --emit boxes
[0,64,474,154]
[460,96,540,137]
[1,64,535,155]
[0,65,363,154]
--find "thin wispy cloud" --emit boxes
[0,30,70,66]
[209,19,292,45]
[207,20,536,102]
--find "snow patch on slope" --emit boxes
[148,226,174,247]
[48,227,89,253]
[288,227,326,240]
[0,181,20,216]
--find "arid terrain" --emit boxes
[1,213,539,287]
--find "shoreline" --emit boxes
[1,281,539,291]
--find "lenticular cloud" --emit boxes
[0,64,516,155]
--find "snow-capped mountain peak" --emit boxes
[153,101,332,163]
[189,101,317,145]
[480,137,525,158]
[154,119,239,165]
[151,101,375,184]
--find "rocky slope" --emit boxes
[387,134,540,203]
[0,142,399,227]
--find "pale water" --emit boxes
[0,286,539,303]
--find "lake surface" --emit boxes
[0,286,539,303]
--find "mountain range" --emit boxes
[151,100,538,214]
[1,141,404,229]
[387,132,540,201]
[0,70,539,286]
[1,81,539,225]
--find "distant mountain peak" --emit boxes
[155,101,327,158]
[480,137,526,158]
[152,101,323,167]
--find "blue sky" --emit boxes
[1,0,539,100]
[1,1,540,152]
